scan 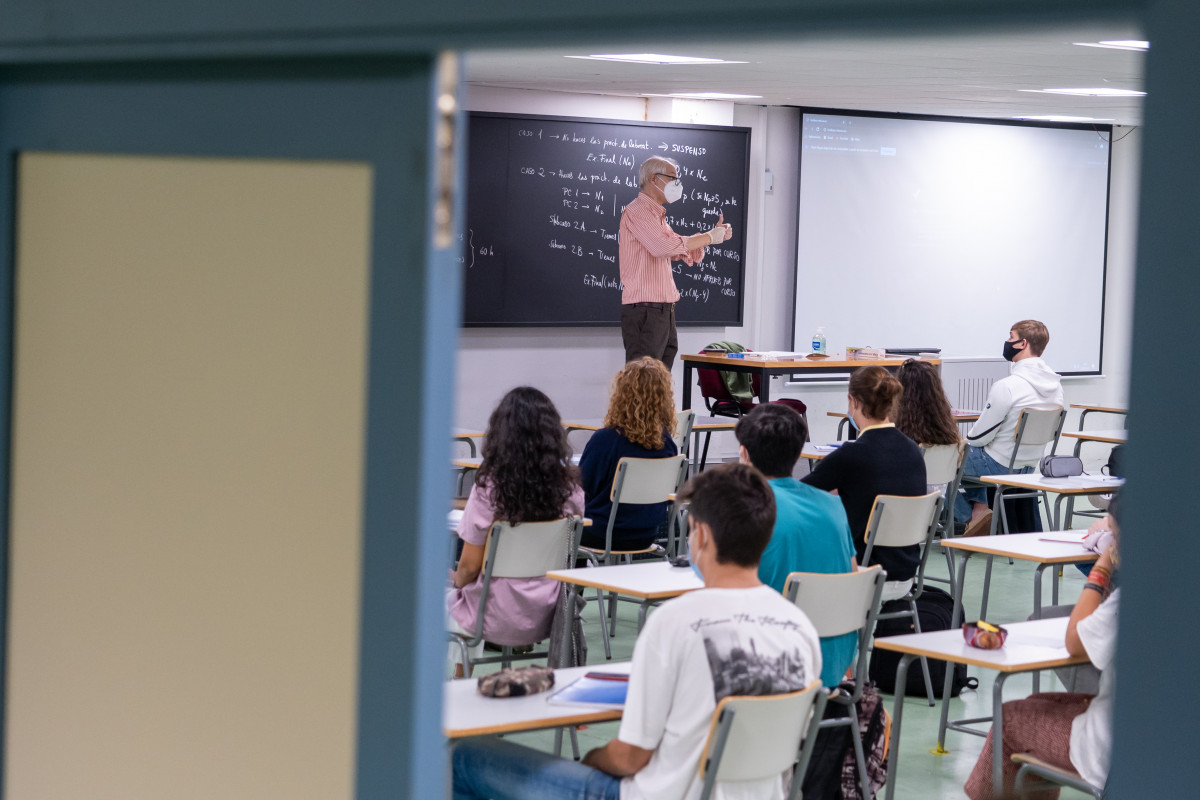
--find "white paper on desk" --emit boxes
[813,444,842,452]
[1038,531,1087,544]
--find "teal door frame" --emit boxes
[0,58,457,799]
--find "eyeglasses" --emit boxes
[656,172,681,183]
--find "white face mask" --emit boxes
[661,175,683,203]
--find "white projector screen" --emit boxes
[794,110,1110,374]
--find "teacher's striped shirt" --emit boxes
[618,192,705,304]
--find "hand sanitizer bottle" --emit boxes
[811,326,827,355]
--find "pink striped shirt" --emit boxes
[619,192,705,304]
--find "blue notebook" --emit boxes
[548,674,629,707]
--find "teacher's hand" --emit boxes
[707,213,732,245]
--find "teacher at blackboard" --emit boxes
[619,156,732,369]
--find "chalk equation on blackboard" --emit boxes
[456,229,496,269]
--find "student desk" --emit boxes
[979,473,1123,530]
[801,443,836,462]
[1060,428,1127,457]
[876,617,1088,800]
[443,662,631,738]
[454,428,486,457]
[938,532,1098,720]
[679,354,937,410]
[547,561,702,630]
[1068,403,1127,430]
[827,409,978,440]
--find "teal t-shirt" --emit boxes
[759,477,858,688]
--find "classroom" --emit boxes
[0,2,1191,800]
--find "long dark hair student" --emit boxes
[895,359,960,446]
[475,386,576,523]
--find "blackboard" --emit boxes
[461,112,751,327]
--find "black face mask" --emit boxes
[1002,339,1025,362]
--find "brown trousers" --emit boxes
[620,303,677,369]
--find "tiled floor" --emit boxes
[459,543,1097,798]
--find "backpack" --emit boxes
[868,585,978,699]
[1105,444,1125,478]
[796,680,891,800]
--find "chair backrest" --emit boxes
[1006,406,1067,470]
[921,441,965,486]
[611,455,689,505]
[673,409,696,454]
[471,516,584,640]
[698,681,826,800]
[784,566,885,699]
[862,491,943,550]
[784,566,886,639]
[484,517,583,579]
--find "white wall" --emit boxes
[458,85,1138,463]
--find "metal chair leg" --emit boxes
[980,554,994,620]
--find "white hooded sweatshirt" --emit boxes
[966,357,1065,467]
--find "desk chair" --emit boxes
[674,409,696,458]
[448,516,583,674]
[921,440,966,592]
[784,566,887,800]
[963,406,1066,619]
[580,454,689,659]
[698,681,827,800]
[694,346,808,469]
[861,491,944,706]
[1012,753,1104,799]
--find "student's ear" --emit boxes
[738,444,751,466]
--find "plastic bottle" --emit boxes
[811,326,827,355]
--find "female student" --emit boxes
[447,386,584,673]
[802,366,927,581]
[579,357,678,552]
[963,507,1121,798]
[895,357,962,494]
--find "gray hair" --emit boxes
[638,156,680,189]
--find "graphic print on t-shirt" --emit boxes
[696,613,811,701]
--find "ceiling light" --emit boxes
[658,92,762,100]
[565,54,746,65]
[1014,115,1114,122]
[1021,87,1145,97]
[1073,40,1150,51]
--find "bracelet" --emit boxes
[1084,582,1110,598]
[1087,566,1111,588]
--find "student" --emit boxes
[956,319,1065,535]
[579,357,678,552]
[963,509,1120,799]
[734,403,857,689]
[451,464,823,800]
[802,366,927,582]
[895,358,962,494]
[447,386,584,675]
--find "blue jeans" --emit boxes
[954,446,1033,524]
[452,737,622,800]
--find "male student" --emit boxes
[734,403,857,690]
[956,319,1065,535]
[618,156,731,369]
[451,463,822,800]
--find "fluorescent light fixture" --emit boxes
[656,92,762,100]
[1073,40,1150,51]
[1021,87,1145,97]
[1014,115,1114,122]
[565,54,746,65]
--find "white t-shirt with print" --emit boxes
[617,585,822,800]
[1069,588,1119,789]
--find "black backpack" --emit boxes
[868,585,978,699]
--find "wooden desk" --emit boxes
[801,443,837,461]
[876,617,1087,800]
[1061,428,1127,458]
[680,353,938,410]
[443,662,631,738]
[979,473,1123,530]
[548,561,702,629]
